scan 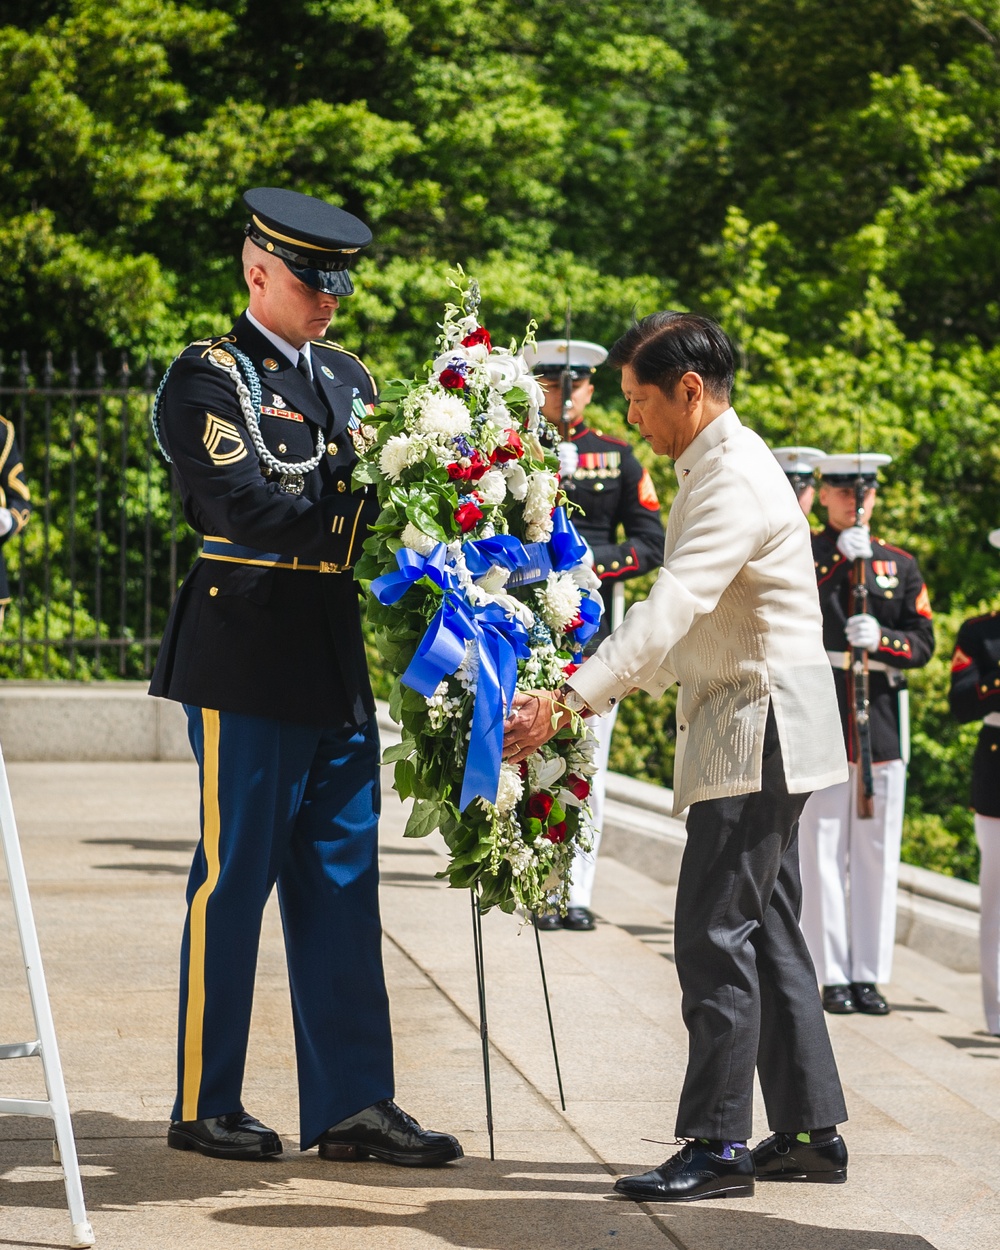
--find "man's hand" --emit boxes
[845,613,880,653]
[503,690,573,766]
[836,525,873,561]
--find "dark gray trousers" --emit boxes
[674,708,848,1139]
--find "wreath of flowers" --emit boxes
[352,272,603,914]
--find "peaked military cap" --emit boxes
[523,338,608,379]
[243,187,372,296]
[818,452,892,485]
[989,528,1000,550]
[771,446,825,478]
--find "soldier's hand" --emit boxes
[556,441,579,480]
[845,613,880,652]
[836,525,873,560]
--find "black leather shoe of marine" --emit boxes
[167,1111,282,1160]
[318,1099,464,1167]
[613,1141,755,1202]
[752,1132,848,1184]
[821,984,857,1014]
[562,906,596,931]
[533,911,562,931]
[851,982,890,1014]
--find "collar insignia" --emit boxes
[263,357,279,371]
[321,365,335,379]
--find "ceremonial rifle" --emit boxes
[560,301,573,444]
[851,466,876,819]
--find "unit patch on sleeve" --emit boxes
[202,413,248,465]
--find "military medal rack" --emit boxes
[0,741,95,1247]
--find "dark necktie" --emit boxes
[296,353,317,390]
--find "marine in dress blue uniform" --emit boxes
[0,414,31,623]
[150,188,461,1166]
[797,454,934,1016]
[949,527,1000,1035]
[522,339,665,928]
[771,445,825,517]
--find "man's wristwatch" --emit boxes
[558,684,590,716]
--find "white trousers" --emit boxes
[567,705,618,908]
[798,759,906,985]
[976,814,1000,1035]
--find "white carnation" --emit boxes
[400,522,438,556]
[494,762,525,814]
[537,571,583,632]
[415,390,472,438]
[380,434,422,482]
[477,470,507,507]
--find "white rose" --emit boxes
[502,461,529,500]
[476,470,507,507]
[475,564,511,595]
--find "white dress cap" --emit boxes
[989,529,1000,550]
[522,338,608,373]
[817,452,893,480]
[771,446,826,476]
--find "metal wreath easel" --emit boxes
[0,740,95,1247]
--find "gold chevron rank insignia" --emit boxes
[202,413,248,466]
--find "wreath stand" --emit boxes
[0,741,95,1247]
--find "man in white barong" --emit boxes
[504,312,851,1202]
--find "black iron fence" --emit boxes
[0,352,198,679]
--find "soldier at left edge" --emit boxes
[148,186,463,1166]
[0,413,32,628]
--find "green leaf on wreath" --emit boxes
[381,740,415,764]
[394,757,417,800]
[404,797,441,840]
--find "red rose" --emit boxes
[544,821,568,843]
[454,501,483,533]
[566,775,591,801]
[562,662,580,678]
[447,462,472,481]
[461,327,492,350]
[526,792,554,821]
[467,453,490,481]
[440,367,467,390]
[491,432,524,463]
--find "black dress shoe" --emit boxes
[752,1132,848,1183]
[167,1111,282,1160]
[614,1141,754,1202]
[533,911,562,931]
[821,984,857,1014]
[562,906,596,931]
[851,982,890,1014]
[318,1099,463,1167]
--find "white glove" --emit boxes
[556,441,578,479]
[836,525,873,560]
[0,508,13,538]
[845,613,881,652]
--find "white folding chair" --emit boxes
[0,741,95,1247]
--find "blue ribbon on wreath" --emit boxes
[549,506,589,570]
[390,587,530,810]
[370,543,456,603]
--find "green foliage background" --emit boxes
[4,0,1000,879]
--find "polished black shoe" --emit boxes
[614,1141,754,1202]
[822,984,857,1014]
[752,1132,848,1183]
[318,1099,463,1167]
[562,906,596,931]
[533,911,562,931]
[851,982,890,1014]
[167,1111,282,1160]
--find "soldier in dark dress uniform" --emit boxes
[150,188,462,1167]
[949,529,1000,1035]
[798,453,934,1016]
[522,338,665,929]
[0,414,31,624]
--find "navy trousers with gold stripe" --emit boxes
[173,707,394,1149]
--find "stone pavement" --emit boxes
[1,761,999,1250]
